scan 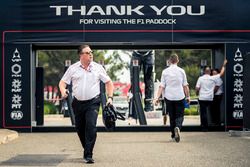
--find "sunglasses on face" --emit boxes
[81,51,93,55]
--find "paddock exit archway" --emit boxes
[33,44,221,131]
[1,0,250,131]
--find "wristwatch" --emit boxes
[108,96,113,100]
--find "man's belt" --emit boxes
[74,95,100,104]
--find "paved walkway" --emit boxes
[0,131,249,167]
[44,114,201,126]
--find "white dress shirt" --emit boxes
[61,61,111,101]
[196,74,220,101]
[160,64,188,101]
[214,77,223,95]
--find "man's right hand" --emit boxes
[59,80,69,99]
[61,89,69,99]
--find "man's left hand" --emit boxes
[107,97,113,105]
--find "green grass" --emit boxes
[44,101,58,114]
[184,105,199,115]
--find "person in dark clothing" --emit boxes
[59,45,114,164]
[155,54,190,142]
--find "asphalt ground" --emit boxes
[0,131,249,167]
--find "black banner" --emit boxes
[226,43,250,130]
[1,0,250,43]
[4,44,31,128]
[243,53,250,130]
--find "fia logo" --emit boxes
[232,111,243,119]
[10,111,23,120]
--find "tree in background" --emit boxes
[38,50,78,86]
[38,50,128,87]
[38,49,210,96]
[104,50,129,81]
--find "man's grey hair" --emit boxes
[78,44,90,55]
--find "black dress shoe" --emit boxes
[84,157,95,164]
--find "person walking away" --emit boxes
[59,45,114,164]
[195,60,227,131]
[155,54,190,142]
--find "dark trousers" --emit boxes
[72,96,100,158]
[211,95,223,125]
[165,98,185,138]
[130,51,154,112]
[198,100,212,129]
